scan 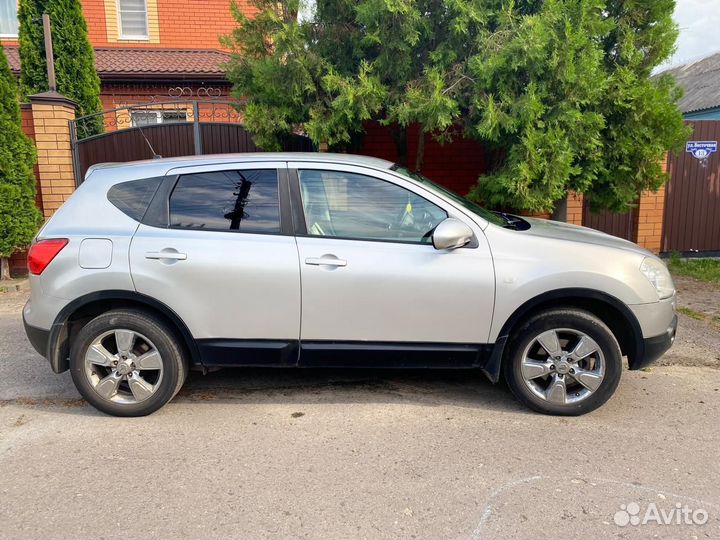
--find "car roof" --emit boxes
[86,152,395,180]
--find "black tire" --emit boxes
[503,308,622,416]
[70,309,188,417]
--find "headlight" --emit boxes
[640,257,675,300]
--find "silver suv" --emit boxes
[23,153,677,416]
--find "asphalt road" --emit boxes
[1,301,720,539]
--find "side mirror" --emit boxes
[432,218,473,250]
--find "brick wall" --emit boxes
[30,99,76,219]
[360,122,485,195]
[566,191,584,225]
[83,0,248,49]
[634,187,666,253]
[4,1,247,50]
[10,94,77,277]
[156,0,249,49]
[9,250,28,275]
[83,0,110,45]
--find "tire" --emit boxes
[70,309,188,417]
[503,308,622,416]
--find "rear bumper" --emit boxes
[23,308,50,359]
[632,314,677,370]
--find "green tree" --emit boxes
[0,43,41,280]
[18,0,103,135]
[224,0,688,213]
[223,0,480,167]
[466,0,689,212]
[222,0,385,152]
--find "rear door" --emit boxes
[129,161,301,366]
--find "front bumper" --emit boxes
[633,314,678,370]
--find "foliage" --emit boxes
[223,0,688,212]
[222,0,382,151]
[222,0,476,159]
[0,43,41,265]
[18,0,103,135]
[668,253,720,284]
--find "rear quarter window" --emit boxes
[107,177,163,222]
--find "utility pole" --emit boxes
[41,13,56,92]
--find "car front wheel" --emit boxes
[70,309,188,417]
[503,308,622,415]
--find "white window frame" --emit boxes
[0,0,19,38]
[117,0,149,40]
[131,109,188,127]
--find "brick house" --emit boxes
[1,0,240,112]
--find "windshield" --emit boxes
[390,165,506,227]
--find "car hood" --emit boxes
[520,217,653,256]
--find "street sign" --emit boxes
[686,141,717,159]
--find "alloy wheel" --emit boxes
[84,329,164,404]
[520,328,606,405]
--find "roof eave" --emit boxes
[682,104,720,115]
[100,72,229,82]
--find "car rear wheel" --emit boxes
[70,309,188,417]
[503,308,622,415]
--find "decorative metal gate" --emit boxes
[70,99,314,184]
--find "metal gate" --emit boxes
[70,100,314,184]
[663,120,720,254]
[582,200,637,241]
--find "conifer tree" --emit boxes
[18,0,103,135]
[0,43,41,280]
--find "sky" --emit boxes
[664,0,720,68]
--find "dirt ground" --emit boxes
[658,276,720,370]
[0,280,28,316]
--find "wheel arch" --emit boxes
[482,288,644,383]
[47,290,202,374]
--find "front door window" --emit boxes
[298,169,447,243]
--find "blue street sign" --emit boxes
[686,141,717,159]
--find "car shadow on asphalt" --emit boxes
[171,367,529,414]
[9,367,529,417]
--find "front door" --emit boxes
[129,162,301,366]
[290,162,495,367]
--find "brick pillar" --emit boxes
[633,154,669,254]
[29,91,77,219]
[566,190,584,225]
[633,187,666,254]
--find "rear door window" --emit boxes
[169,169,281,233]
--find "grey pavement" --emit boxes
[1,303,719,539]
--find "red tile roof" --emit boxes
[2,46,230,81]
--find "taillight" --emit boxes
[27,238,68,275]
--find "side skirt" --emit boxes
[196,339,495,371]
[299,341,491,368]
[197,339,299,367]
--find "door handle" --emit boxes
[145,251,187,260]
[305,256,347,267]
